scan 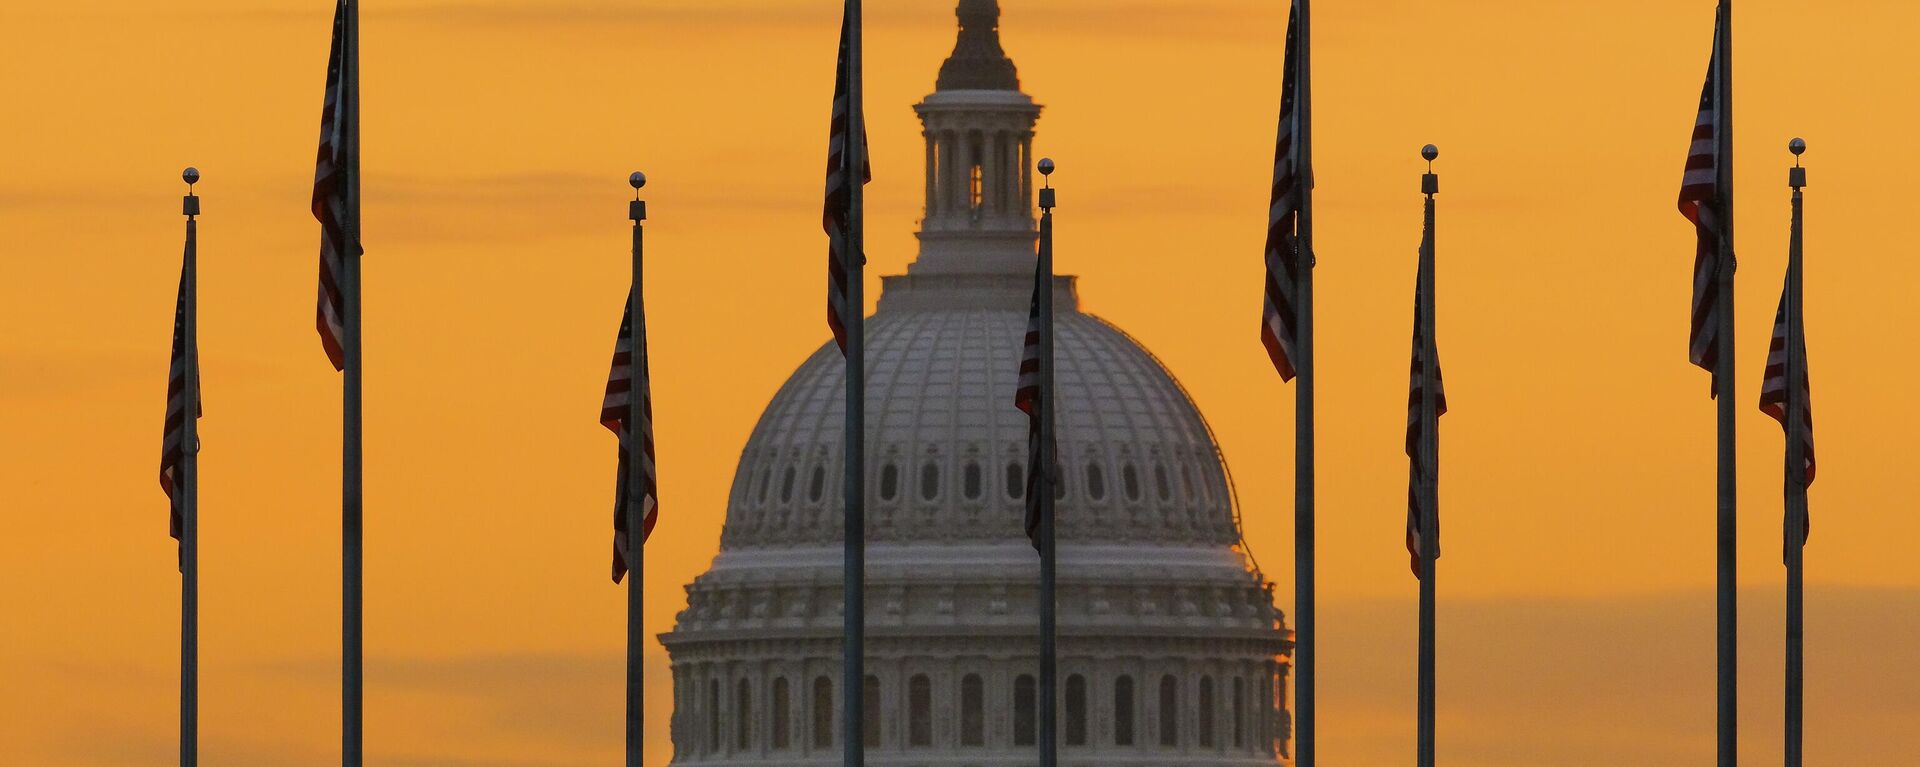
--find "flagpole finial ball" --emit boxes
[182,167,200,186]
[1038,158,1055,176]
[1789,138,1806,156]
[1421,145,1439,162]
[629,171,647,190]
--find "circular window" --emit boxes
[920,461,941,501]
[963,462,983,500]
[808,465,826,503]
[1006,462,1025,500]
[781,466,796,503]
[1122,464,1141,502]
[879,463,900,501]
[1085,463,1107,501]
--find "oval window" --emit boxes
[808,465,826,503]
[920,462,941,501]
[1122,464,1142,501]
[1085,463,1107,501]
[781,466,796,502]
[1006,462,1025,500]
[963,462,983,500]
[879,463,900,501]
[1154,465,1172,502]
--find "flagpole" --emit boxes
[626,171,650,767]
[1783,137,1808,767]
[340,1,364,765]
[1713,5,1738,766]
[1293,3,1317,764]
[1036,159,1059,767]
[841,1,868,765]
[1416,146,1440,767]
[179,167,202,767]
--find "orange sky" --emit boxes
[3,1,1918,765]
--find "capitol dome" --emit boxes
[661,3,1291,765]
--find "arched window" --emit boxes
[756,468,771,503]
[1014,674,1037,746]
[879,463,900,501]
[1232,676,1245,749]
[963,461,983,500]
[1114,675,1136,746]
[708,679,722,751]
[781,466,796,502]
[862,675,880,748]
[909,674,933,747]
[920,461,941,501]
[1065,674,1088,746]
[1006,461,1025,500]
[1123,463,1142,501]
[1199,675,1216,748]
[969,162,984,211]
[772,677,791,749]
[960,674,985,746]
[737,678,753,751]
[812,676,834,748]
[1158,675,1179,747]
[1086,462,1107,501]
[1154,464,1172,501]
[808,465,826,503]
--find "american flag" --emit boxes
[602,298,658,583]
[823,6,872,355]
[158,264,200,568]
[1016,260,1048,550]
[1759,288,1815,541]
[1260,1,1303,381]
[1405,266,1445,580]
[1677,17,1726,389]
[312,0,355,371]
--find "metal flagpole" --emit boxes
[1784,137,1808,767]
[341,1,364,764]
[1293,3,1317,763]
[1036,159,1058,767]
[626,171,650,767]
[1713,6,1738,766]
[1416,146,1440,767]
[180,167,202,767]
[842,1,868,764]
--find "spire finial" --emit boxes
[1421,145,1439,196]
[182,167,201,217]
[629,171,648,222]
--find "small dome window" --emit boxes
[920,461,941,501]
[879,463,900,501]
[808,465,826,503]
[963,461,983,500]
[1122,464,1142,502]
[1180,464,1195,500]
[1085,462,1107,501]
[756,468,772,504]
[1006,461,1025,500]
[781,466,797,503]
[1154,465,1172,502]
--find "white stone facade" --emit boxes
[661,3,1292,765]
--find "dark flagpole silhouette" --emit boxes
[310,2,363,763]
[1767,138,1816,767]
[161,167,203,767]
[1015,158,1060,767]
[1409,145,1445,767]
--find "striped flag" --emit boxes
[311,0,355,371]
[823,6,872,355]
[159,264,200,567]
[1016,259,1048,550]
[1260,1,1304,381]
[1405,265,1444,580]
[602,297,658,583]
[1677,17,1726,389]
[1759,288,1814,526]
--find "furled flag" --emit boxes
[1759,288,1815,541]
[1260,1,1304,381]
[1677,15,1727,390]
[312,0,357,371]
[602,298,658,583]
[1016,261,1049,551]
[823,6,872,355]
[1404,266,1445,580]
[158,264,200,568]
